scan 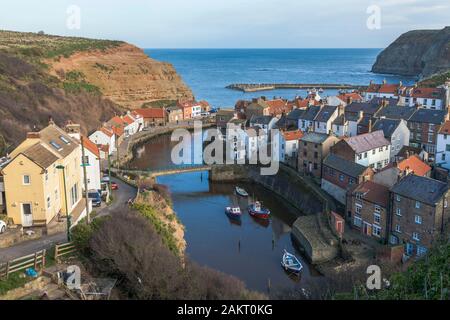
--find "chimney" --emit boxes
[338,104,345,116]
[368,119,373,133]
[382,79,387,85]
[27,132,40,139]
[48,117,55,125]
[65,123,81,140]
[347,97,353,105]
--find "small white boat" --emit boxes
[281,250,303,273]
[235,186,248,197]
[225,206,242,220]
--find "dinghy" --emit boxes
[281,250,303,273]
[247,201,270,219]
[235,186,249,197]
[225,206,242,220]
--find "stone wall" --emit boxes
[209,164,249,182]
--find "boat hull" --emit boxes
[225,209,242,220]
[247,206,270,220]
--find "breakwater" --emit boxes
[226,83,366,92]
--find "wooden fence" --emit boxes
[54,242,76,261]
[0,249,46,279]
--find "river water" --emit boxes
[129,133,326,293]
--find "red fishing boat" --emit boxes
[247,201,270,220]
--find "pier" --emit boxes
[226,83,366,92]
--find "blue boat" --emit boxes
[225,206,242,220]
[281,250,303,273]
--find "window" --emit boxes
[415,201,421,209]
[412,232,420,241]
[372,149,376,155]
[314,152,318,159]
[349,178,355,185]
[358,154,362,160]
[45,173,48,182]
[379,147,383,152]
[23,175,31,185]
[374,205,381,213]
[356,193,362,200]
[339,174,344,182]
[384,159,389,166]
[446,145,450,152]
[355,204,362,214]
[47,196,51,209]
[50,141,62,151]
[415,215,422,224]
[372,225,381,237]
[396,195,401,202]
[396,208,402,216]
[70,183,79,207]
[364,152,367,158]
[374,213,381,224]
[417,246,427,256]
[60,136,70,144]
[395,224,401,233]
[353,216,362,227]
[313,163,318,170]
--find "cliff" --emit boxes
[47,43,194,109]
[0,30,193,152]
[372,27,450,78]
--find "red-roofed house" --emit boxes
[89,126,116,154]
[361,81,401,100]
[135,108,167,127]
[399,86,448,110]
[280,130,304,163]
[81,136,101,191]
[266,99,292,118]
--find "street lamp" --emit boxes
[56,165,71,241]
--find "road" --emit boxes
[0,177,136,262]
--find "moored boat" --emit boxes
[225,206,242,220]
[247,201,270,219]
[281,250,303,273]
[235,186,249,197]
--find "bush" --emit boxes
[71,217,108,253]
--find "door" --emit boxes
[22,203,33,227]
[363,222,372,236]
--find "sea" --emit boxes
[143,48,416,108]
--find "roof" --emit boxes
[332,114,346,126]
[345,101,382,115]
[100,127,113,138]
[134,108,166,119]
[344,130,390,153]
[282,130,303,141]
[409,108,447,125]
[82,136,100,158]
[314,105,337,123]
[401,87,445,99]
[376,105,416,120]
[300,132,330,144]
[111,125,124,137]
[300,106,321,121]
[337,92,363,102]
[391,174,448,206]
[372,119,402,138]
[370,97,399,107]
[438,120,450,134]
[21,143,59,169]
[110,116,127,126]
[122,115,135,125]
[354,181,389,207]
[397,145,424,159]
[323,154,369,178]
[267,99,292,115]
[287,108,306,120]
[250,115,273,125]
[397,155,431,177]
[378,84,399,94]
[217,109,235,116]
[38,124,79,158]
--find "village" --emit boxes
[0,79,450,298]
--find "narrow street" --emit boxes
[0,177,136,262]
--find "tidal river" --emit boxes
[129,133,325,293]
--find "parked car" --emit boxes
[0,220,6,234]
[111,182,119,190]
[101,175,110,183]
[87,190,102,207]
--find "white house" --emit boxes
[226,122,248,162]
[361,81,401,100]
[297,106,321,132]
[313,105,338,134]
[372,119,410,161]
[331,115,349,137]
[191,103,202,118]
[398,86,448,110]
[249,115,278,135]
[334,130,391,170]
[436,120,450,170]
[280,130,303,163]
[80,137,102,191]
[89,127,116,154]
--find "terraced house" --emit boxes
[389,174,450,257]
[0,123,84,227]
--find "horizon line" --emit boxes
[141,47,384,50]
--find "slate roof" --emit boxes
[22,143,59,169]
[39,124,79,158]
[323,154,368,178]
[369,97,399,107]
[315,105,337,123]
[345,101,382,115]
[250,115,273,125]
[332,114,346,126]
[372,119,402,138]
[344,130,390,153]
[409,108,447,125]
[300,106,321,121]
[287,108,306,120]
[376,105,416,120]
[300,132,330,144]
[390,174,448,206]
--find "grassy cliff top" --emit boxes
[0,30,124,60]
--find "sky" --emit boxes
[0,0,449,48]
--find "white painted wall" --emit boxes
[89,131,116,154]
[82,147,101,192]
[436,133,450,170]
[355,145,391,169]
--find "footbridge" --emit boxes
[114,164,212,177]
